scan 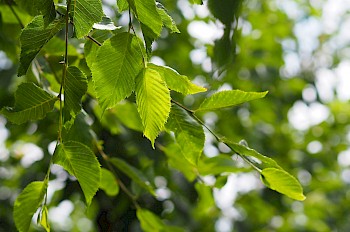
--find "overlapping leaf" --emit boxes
[166,104,205,165]
[110,157,155,195]
[1,83,57,124]
[129,0,162,36]
[64,66,88,120]
[70,0,103,38]
[91,32,143,111]
[13,181,48,232]
[38,205,50,232]
[156,3,180,33]
[196,90,268,111]
[15,0,56,25]
[136,68,171,147]
[100,168,119,196]
[261,168,306,201]
[53,141,101,206]
[18,16,64,76]
[149,63,206,95]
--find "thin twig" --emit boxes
[87,35,102,47]
[5,0,24,28]
[171,99,262,173]
[95,142,140,209]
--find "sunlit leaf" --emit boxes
[70,0,103,38]
[196,90,268,111]
[114,101,143,132]
[93,16,119,30]
[166,104,204,165]
[92,32,143,111]
[64,66,88,121]
[136,68,171,147]
[110,157,155,195]
[130,0,162,36]
[1,83,57,124]
[53,141,101,206]
[100,168,119,196]
[189,0,203,4]
[18,16,64,76]
[261,168,306,201]
[117,0,128,12]
[38,205,50,232]
[13,181,48,232]
[156,3,180,33]
[149,63,206,95]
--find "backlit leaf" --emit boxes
[117,0,128,12]
[91,32,143,111]
[64,66,88,121]
[136,68,171,147]
[190,0,203,4]
[110,157,155,195]
[15,0,56,25]
[149,63,206,95]
[100,168,119,196]
[196,90,268,111]
[13,181,48,232]
[156,3,180,33]
[1,83,57,124]
[70,0,103,38]
[53,141,101,206]
[18,16,64,76]
[130,0,162,36]
[261,168,306,201]
[38,205,50,232]
[165,104,204,165]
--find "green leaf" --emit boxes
[114,101,143,132]
[198,155,246,176]
[84,30,113,68]
[189,0,203,4]
[91,32,143,111]
[63,112,94,147]
[137,208,185,232]
[70,0,103,38]
[159,143,197,181]
[53,141,101,206]
[1,83,57,124]
[110,157,155,195]
[15,0,56,25]
[136,68,171,147]
[93,16,119,31]
[222,138,281,169]
[18,16,64,76]
[156,3,180,33]
[64,66,88,121]
[38,205,50,232]
[130,0,162,36]
[196,90,268,111]
[261,168,306,201]
[100,168,119,196]
[117,0,129,12]
[165,104,204,165]
[148,63,206,95]
[13,181,48,232]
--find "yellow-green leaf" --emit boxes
[13,181,48,232]
[136,68,171,147]
[149,63,206,95]
[261,168,306,201]
[99,168,119,196]
[196,90,268,111]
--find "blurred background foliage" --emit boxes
[0,0,349,231]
